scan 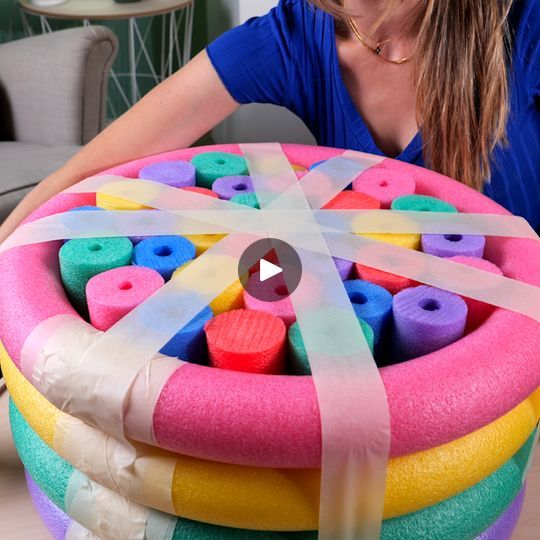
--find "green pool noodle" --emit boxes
[59,236,133,312]
[391,194,458,213]
[191,152,249,189]
[230,192,261,209]
[288,318,375,375]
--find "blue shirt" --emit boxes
[207,0,540,228]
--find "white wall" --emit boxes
[206,0,316,144]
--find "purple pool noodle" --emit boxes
[333,257,353,280]
[25,470,71,540]
[421,233,486,258]
[211,175,253,200]
[475,486,526,540]
[138,160,196,188]
[392,285,468,359]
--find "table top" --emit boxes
[18,0,192,20]
[0,389,538,539]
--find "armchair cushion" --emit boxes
[0,26,117,146]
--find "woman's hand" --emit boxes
[0,51,239,244]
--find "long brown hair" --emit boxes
[310,0,513,190]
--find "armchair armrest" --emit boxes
[0,26,118,146]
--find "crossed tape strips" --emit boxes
[2,143,540,540]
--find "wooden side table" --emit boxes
[18,0,194,116]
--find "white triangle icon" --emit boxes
[260,259,283,282]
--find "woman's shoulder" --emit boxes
[509,0,540,96]
[510,0,540,43]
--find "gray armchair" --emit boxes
[0,26,118,221]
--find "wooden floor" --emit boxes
[0,390,538,539]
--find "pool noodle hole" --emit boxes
[444,235,464,243]
[419,298,441,312]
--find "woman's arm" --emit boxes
[0,51,239,243]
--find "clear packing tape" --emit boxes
[2,143,540,539]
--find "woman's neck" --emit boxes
[342,0,420,40]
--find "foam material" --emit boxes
[243,272,296,327]
[309,160,326,170]
[173,263,244,315]
[391,194,458,213]
[133,235,196,280]
[230,192,260,209]
[289,318,374,375]
[191,151,249,188]
[212,175,254,200]
[86,266,164,331]
[334,257,353,280]
[205,309,286,374]
[2,144,540,468]
[138,160,196,188]
[476,487,525,540]
[160,306,213,362]
[392,285,468,360]
[10,400,534,539]
[359,232,421,251]
[59,237,133,312]
[352,167,416,208]
[184,234,227,256]
[343,280,393,344]
[322,190,381,210]
[355,264,417,295]
[27,476,526,540]
[421,233,486,258]
[4,348,539,528]
[449,256,504,332]
[26,471,71,540]
[182,186,219,198]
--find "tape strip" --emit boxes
[4,145,540,539]
[65,521,99,540]
[326,233,540,322]
[241,142,390,540]
[65,469,148,540]
[55,412,177,514]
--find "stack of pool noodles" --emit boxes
[0,143,539,540]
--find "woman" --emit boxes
[0,0,538,242]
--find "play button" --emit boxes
[260,259,283,281]
[238,238,302,302]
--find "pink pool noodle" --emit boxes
[352,167,416,208]
[1,145,540,469]
[86,266,164,331]
[242,272,296,327]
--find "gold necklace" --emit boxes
[346,15,411,65]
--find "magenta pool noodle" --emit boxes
[392,285,468,360]
[421,233,486,258]
[86,266,164,331]
[212,175,253,200]
[138,160,196,188]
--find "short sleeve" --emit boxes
[206,0,296,106]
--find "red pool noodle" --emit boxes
[205,309,286,374]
